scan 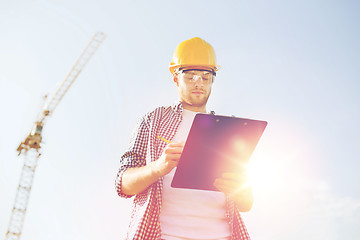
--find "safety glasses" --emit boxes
[178,69,216,84]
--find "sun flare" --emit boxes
[246,153,282,195]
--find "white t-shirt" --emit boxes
[160,109,231,240]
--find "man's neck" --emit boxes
[181,101,207,113]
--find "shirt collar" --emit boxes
[171,101,215,115]
[171,101,184,116]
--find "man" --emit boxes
[115,37,253,240]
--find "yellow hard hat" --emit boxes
[169,37,220,74]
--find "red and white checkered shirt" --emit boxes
[115,102,251,240]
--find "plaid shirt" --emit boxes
[115,102,251,240]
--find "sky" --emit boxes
[0,0,359,239]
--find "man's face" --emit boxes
[174,68,214,110]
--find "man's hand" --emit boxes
[152,142,184,177]
[121,141,184,196]
[213,169,254,212]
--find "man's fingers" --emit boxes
[165,153,182,161]
[214,178,238,189]
[222,172,248,181]
[213,179,232,195]
[214,177,250,194]
[164,145,184,154]
[164,148,183,156]
[168,141,185,147]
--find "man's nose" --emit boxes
[193,75,204,85]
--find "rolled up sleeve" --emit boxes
[115,114,151,198]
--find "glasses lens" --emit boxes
[181,70,214,83]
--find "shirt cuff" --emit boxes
[115,166,135,199]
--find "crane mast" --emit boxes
[5,32,106,240]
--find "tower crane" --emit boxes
[5,32,106,240]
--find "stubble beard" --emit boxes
[182,88,211,109]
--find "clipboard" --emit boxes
[171,113,267,191]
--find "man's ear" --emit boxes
[173,74,179,87]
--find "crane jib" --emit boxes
[6,32,106,240]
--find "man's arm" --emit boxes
[121,142,184,196]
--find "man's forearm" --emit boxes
[121,161,161,196]
[121,142,184,196]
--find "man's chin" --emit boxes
[189,98,209,107]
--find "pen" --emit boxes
[157,135,172,144]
